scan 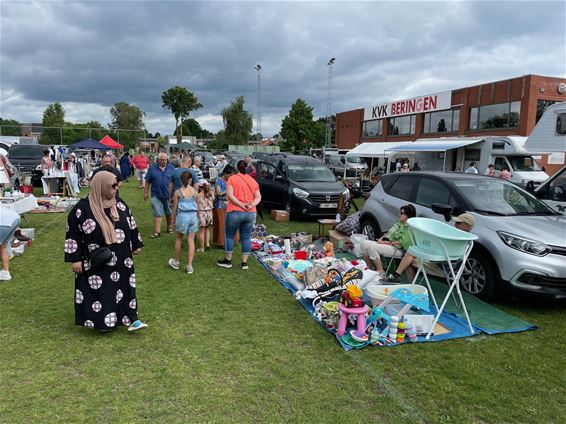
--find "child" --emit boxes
[196,180,215,252]
[168,171,198,274]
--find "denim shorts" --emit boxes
[150,196,172,217]
[0,218,20,244]
[175,211,198,234]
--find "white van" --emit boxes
[325,152,367,177]
[525,101,566,213]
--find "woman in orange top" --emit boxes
[216,160,261,270]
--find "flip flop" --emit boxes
[150,232,161,238]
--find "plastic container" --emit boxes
[19,228,35,240]
[407,217,478,260]
[294,251,308,260]
[365,283,428,306]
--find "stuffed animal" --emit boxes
[323,241,335,257]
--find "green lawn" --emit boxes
[1,182,565,423]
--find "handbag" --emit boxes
[88,246,112,269]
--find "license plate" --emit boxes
[320,203,337,209]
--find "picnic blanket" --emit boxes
[253,253,536,351]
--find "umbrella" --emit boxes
[68,138,111,150]
[99,135,123,149]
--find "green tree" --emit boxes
[221,96,253,145]
[161,86,203,142]
[109,102,146,148]
[209,130,229,150]
[178,118,215,140]
[280,99,322,152]
[0,118,22,136]
[41,102,65,145]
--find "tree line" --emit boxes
[0,86,335,151]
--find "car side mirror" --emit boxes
[525,180,535,193]
[341,157,346,164]
[337,175,342,181]
[431,203,453,222]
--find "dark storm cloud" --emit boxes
[1,1,565,136]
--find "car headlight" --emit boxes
[293,188,309,199]
[497,231,549,256]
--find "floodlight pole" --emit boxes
[326,57,335,148]
[254,64,262,139]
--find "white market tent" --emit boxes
[346,141,413,158]
[346,141,414,174]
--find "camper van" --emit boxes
[387,136,549,186]
[325,151,367,177]
[525,101,566,213]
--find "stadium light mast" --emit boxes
[325,57,335,147]
[254,64,262,138]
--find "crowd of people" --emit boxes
[64,150,261,333]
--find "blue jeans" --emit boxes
[224,211,256,255]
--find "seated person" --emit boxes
[360,204,416,277]
[381,212,475,284]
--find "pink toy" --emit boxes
[337,303,370,338]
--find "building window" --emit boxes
[362,119,382,138]
[423,109,460,133]
[388,115,415,135]
[537,100,558,123]
[469,101,520,130]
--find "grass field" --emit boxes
[1,182,565,423]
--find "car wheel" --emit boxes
[360,217,380,241]
[460,250,497,301]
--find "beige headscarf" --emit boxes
[89,171,119,244]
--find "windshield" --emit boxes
[347,156,364,164]
[288,164,336,182]
[8,145,45,158]
[507,156,541,172]
[454,178,556,216]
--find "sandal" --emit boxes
[196,248,205,253]
[150,232,161,238]
[167,227,174,234]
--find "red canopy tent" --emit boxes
[99,135,123,149]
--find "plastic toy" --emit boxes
[388,316,399,340]
[337,285,369,340]
[396,322,406,343]
[405,322,417,342]
[323,241,335,257]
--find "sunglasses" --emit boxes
[112,183,119,189]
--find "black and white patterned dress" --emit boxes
[64,196,143,330]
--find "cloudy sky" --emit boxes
[1,0,565,138]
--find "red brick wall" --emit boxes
[335,75,566,174]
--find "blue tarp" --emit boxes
[253,252,536,351]
[68,138,111,150]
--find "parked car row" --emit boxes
[359,171,566,301]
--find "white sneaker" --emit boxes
[168,258,180,270]
[186,265,194,274]
[0,270,12,281]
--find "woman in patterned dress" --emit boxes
[64,171,147,332]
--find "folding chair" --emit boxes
[406,218,478,339]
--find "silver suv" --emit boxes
[360,172,566,300]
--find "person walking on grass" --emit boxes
[168,171,198,274]
[144,152,175,238]
[65,171,147,332]
[217,160,261,270]
[131,150,150,189]
[196,180,215,252]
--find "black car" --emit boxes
[255,154,348,217]
[8,144,45,186]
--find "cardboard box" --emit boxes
[328,229,349,249]
[271,209,290,221]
